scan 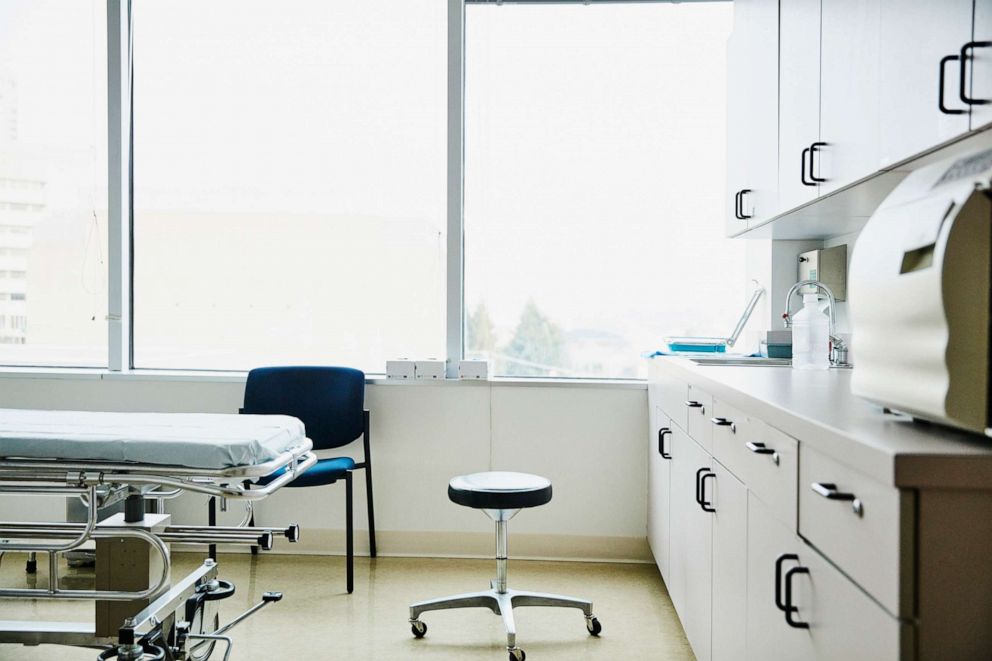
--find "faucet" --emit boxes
[782,280,851,367]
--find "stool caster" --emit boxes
[586,616,602,636]
[410,619,427,639]
[508,647,526,661]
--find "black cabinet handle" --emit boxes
[685,400,703,408]
[784,566,811,629]
[939,54,967,114]
[739,189,753,219]
[695,467,708,506]
[811,482,856,501]
[801,147,815,187]
[710,417,732,426]
[746,441,774,454]
[960,41,992,106]
[734,190,742,219]
[809,142,828,183]
[700,472,716,512]
[658,428,672,459]
[774,553,799,611]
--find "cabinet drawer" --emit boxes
[710,399,767,484]
[685,385,714,452]
[742,425,798,530]
[799,445,913,616]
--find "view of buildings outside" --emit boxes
[464,1,745,379]
[0,1,107,367]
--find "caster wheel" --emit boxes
[25,560,37,575]
[586,617,602,636]
[508,649,526,661]
[411,620,427,638]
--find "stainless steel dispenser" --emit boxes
[849,147,992,436]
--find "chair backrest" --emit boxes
[243,366,365,451]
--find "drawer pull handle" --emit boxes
[695,467,708,506]
[658,428,672,460]
[774,553,799,612]
[685,400,703,408]
[811,482,855,501]
[710,417,736,433]
[746,441,780,465]
[700,471,716,513]
[784,566,811,629]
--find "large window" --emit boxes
[464,2,744,379]
[0,1,108,366]
[131,0,447,372]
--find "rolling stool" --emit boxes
[408,471,601,661]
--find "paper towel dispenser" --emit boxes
[849,147,992,436]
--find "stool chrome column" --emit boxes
[409,472,601,661]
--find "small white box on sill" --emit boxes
[458,360,489,380]
[414,359,446,380]
[385,359,416,380]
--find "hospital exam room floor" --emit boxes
[0,553,693,660]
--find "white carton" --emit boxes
[414,359,446,380]
[458,360,489,380]
[385,359,416,380]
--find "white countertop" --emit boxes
[652,357,992,489]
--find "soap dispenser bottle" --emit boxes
[792,293,830,370]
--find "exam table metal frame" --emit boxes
[0,440,316,660]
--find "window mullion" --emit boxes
[446,0,466,378]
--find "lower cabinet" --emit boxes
[647,407,672,581]
[747,493,905,661]
[711,463,747,661]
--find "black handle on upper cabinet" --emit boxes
[801,147,815,187]
[774,553,799,611]
[811,482,856,501]
[658,428,672,459]
[700,472,716,512]
[739,189,753,219]
[939,54,967,114]
[734,190,742,219]
[784,566,811,629]
[960,41,992,105]
[809,142,828,183]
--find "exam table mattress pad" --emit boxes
[0,409,307,470]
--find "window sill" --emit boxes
[0,367,647,389]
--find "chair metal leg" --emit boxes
[495,591,517,651]
[345,472,354,594]
[362,412,377,559]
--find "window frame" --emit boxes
[98,0,702,379]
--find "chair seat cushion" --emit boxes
[258,456,355,488]
[448,471,552,510]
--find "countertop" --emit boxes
[651,356,992,489]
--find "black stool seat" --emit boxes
[448,472,553,510]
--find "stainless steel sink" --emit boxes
[689,356,792,367]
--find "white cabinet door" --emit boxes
[819,0,882,193]
[746,494,815,661]
[972,0,992,129]
[711,462,747,661]
[777,0,821,213]
[725,0,779,233]
[648,409,673,582]
[878,0,973,166]
[682,436,714,661]
[667,425,692,620]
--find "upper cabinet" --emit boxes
[878,0,974,165]
[725,0,779,237]
[972,0,992,129]
[777,0,822,213]
[727,0,992,237]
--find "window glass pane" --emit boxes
[0,2,108,366]
[465,2,744,379]
[132,0,447,372]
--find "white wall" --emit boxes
[0,374,650,562]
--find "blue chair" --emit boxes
[212,366,376,594]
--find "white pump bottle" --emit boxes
[791,293,830,370]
